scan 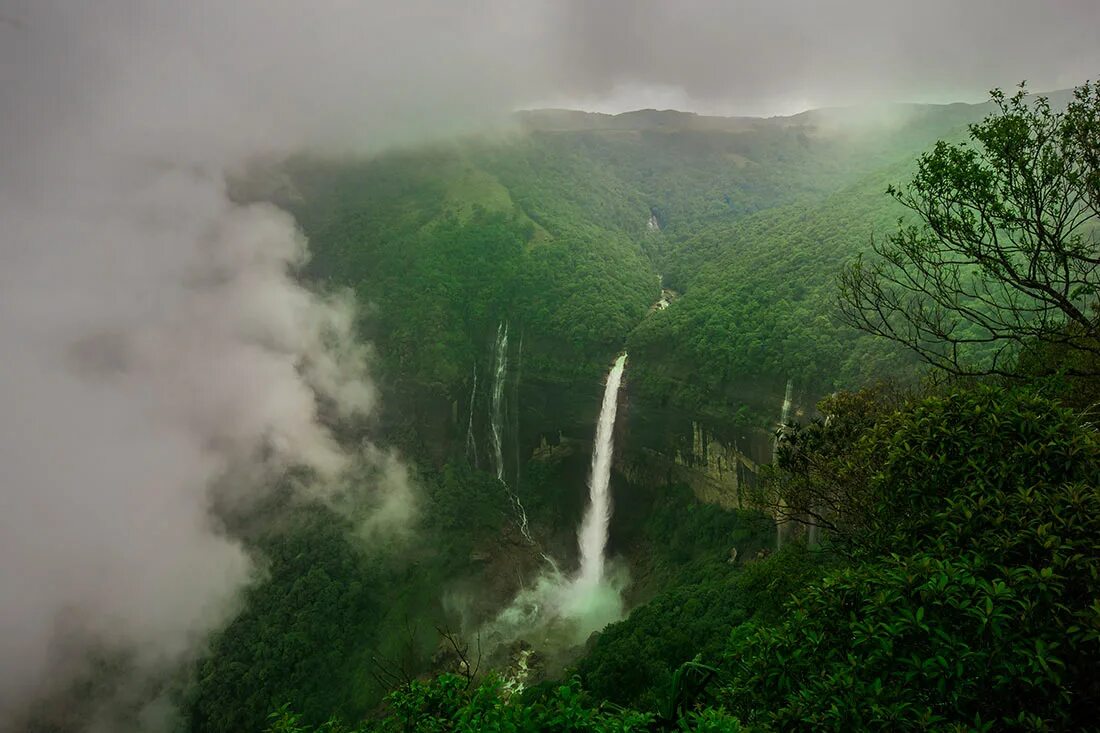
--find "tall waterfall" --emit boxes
[490,322,509,481]
[576,354,628,589]
[479,353,629,654]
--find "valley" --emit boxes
[6,4,1098,731]
[189,97,1010,730]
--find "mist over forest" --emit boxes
[2,2,1099,731]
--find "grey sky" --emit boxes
[545,0,1100,115]
[0,1,1095,729]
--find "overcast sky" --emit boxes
[0,1,1096,729]
[3,1,1097,141]
[546,0,1100,115]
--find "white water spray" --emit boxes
[478,354,630,654]
[576,353,627,589]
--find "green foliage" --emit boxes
[228,98,1100,733]
[636,484,777,581]
[720,387,1100,731]
[280,144,658,400]
[189,507,380,733]
[840,83,1100,377]
[188,464,512,733]
[862,386,1100,558]
[627,168,924,418]
[378,675,657,733]
[578,545,830,711]
[270,676,659,732]
[763,384,919,550]
[270,674,754,732]
[263,101,987,426]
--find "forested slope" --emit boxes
[251,100,989,431]
[627,162,923,419]
[193,97,1079,733]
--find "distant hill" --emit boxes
[237,88,1079,430]
[517,87,1075,135]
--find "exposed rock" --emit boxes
[664,420,761,506]
[499,640,545,697]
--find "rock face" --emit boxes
[617,420,762,509]
[680,421,760,508]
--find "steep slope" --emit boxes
[627,161,924,425]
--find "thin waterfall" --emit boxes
[490,321,536,545]
[465,363,478,467]
[807,517,821,547]
[576,354,628,589]
[490,322,509,481]
[512,331,524,489]
[780,378,793,428]
[775,378,793,549]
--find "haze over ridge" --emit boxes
[0,1,1097,729]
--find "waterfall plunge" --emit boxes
[479,354,629,651]
[576,353,627,589]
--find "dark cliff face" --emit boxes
[383,342,808,518]
[472,364,802,511]
[613,387,774,509]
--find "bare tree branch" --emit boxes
[839,83,1100,378]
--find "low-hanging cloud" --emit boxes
[0,0,550,728]
[548,0,1100,115]
[1,0,1097,729]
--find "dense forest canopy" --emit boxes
[250,96,1010,432]
[6,3,1100,732]
[183,85,1100,733]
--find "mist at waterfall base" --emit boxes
[478,355,630,657]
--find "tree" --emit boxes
[722,388,1100,731]
[762,385,907,551]
[1064,81,1100,215]
[839,82,1100,377]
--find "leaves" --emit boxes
[721,387,1100,731]
[839,81,1100,379]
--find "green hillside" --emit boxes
[253,100,988,427]
[193,87,1100,733]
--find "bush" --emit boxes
[721,388,1100,730]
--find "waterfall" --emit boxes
[775,378,793,549]
[479,354,629,654]
[490,322,509,481]
[780,378,793,426]
[490,321,536,545]
[513,331,524,489]
[807,520,821,547]
[465,363,478,467]
[576,354,627,589]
